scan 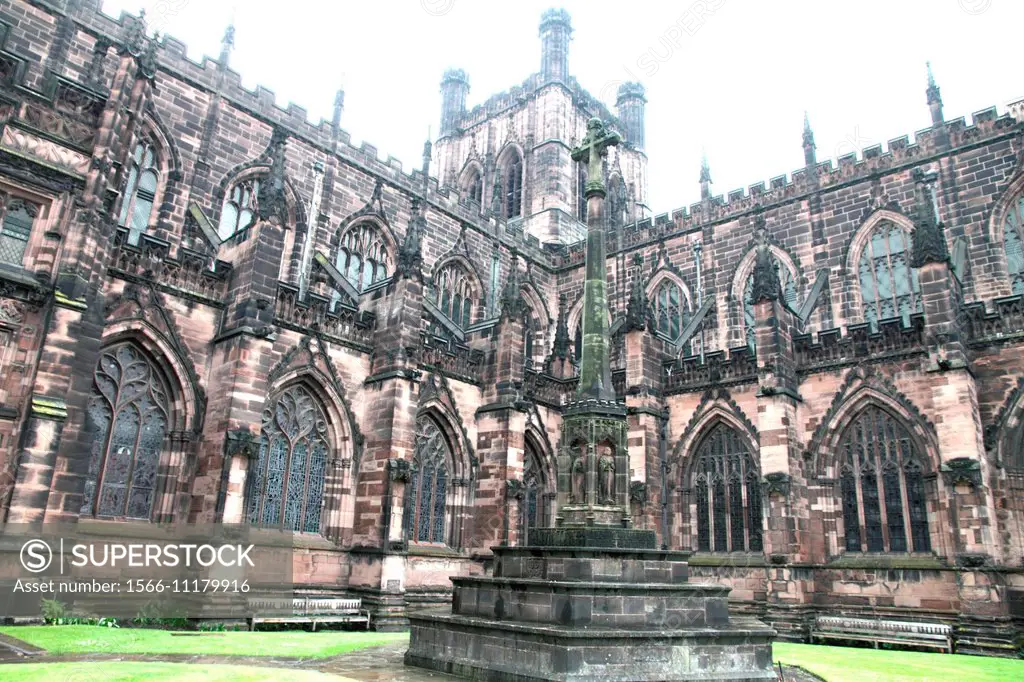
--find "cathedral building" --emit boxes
[0,1,1022,652]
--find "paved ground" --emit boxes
[0,634,824,681]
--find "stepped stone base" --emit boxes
[406,531,776,681]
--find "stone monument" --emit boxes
[405,118,777,681]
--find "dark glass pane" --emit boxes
[746,473,763,552]
[418,468,434,542]
[304,441,326,534]
[862,467,884,552]
[841,471,861,552]
[82,396,112,515]
[696,480,710,552]
[883,465,907,552]
[729,475,744,551]
[712,479,728,552]
[262,437,287,527]
[247,437,269,524]
[433,468,447,543]
[906,465,930,552]
[285,441,307,531]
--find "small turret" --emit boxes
[439,68,469,138]
[926,62,944,128]
[539,8,572,83]
[802,111,817,167]
[615,82,646,152]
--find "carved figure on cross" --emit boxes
[571,117,620,197]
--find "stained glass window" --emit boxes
[1004,194,1024,295]
[82,343,169,519]
[504,152,523,219]
[217,178,261,241]
[246,385,330,533]
[333,221,391,296]
[0,198,37,267]
[408,415,452,544]
[117,142,158,246]
[653,279,689,340]
[857,221,922,331]
[837,405,930,553]
[691,423,762,552]
[464,169,483,205]
[743,255,798,350]
[433,262,474,328]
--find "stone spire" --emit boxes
[490,166,504,216]
[332,88,345,129]
[624,253,649,332]
[699,152,712,200]
[396,199,425,280]
[552,293,570,360]
[926,62,944,128]
[257,128,288,224]
[570,117,620,400]
[218,23,235,69]
[910,168,948,267]
[749,245,781,303]
[802,111,817,166]
[499,251,528,320]
[421,136,432,192]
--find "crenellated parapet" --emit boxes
[793,315,927,374]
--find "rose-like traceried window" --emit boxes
[82,342,170,519]
[246,385,330,533]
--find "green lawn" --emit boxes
[774,642,1024,682]
[0,625,407,658]
[0,662,350,681]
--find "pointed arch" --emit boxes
[331,217,396,294]
[990,378,1024,471]
[459,161,484,206]
[809,370,939,481]
[646,270,694,341]
[497,143,525,219]
[117,113,181,246]
[987,172,1024,295]
[670,394,762,554]
[845,209,922,330]
[82,340,177,520]
[430,256,483,329]
[212,164,305,241]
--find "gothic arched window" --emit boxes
[407,415,452,544]
[743,256,798,350]
[0,197,38,268]
[82,342,170,519]
[691,423,762,553]
[522,441,548,544]
[217,178,261,241]
[1003,194,1024,295]
[857,221,922,331]
[464,169,483,206]
[433,262,474,328]
[335,221,391,293]
[653,279,689,340]
[118,142,159,246]
[837,405,930,553]
[246,385,330,533]
[504,152,524,219]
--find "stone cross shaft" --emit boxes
[571,117,620,199]
[570,118,620,401]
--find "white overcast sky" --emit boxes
[101,0,1020,215]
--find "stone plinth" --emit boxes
[406,536,776,681]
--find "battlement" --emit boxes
[50,4,552,269]
[551,100,1023,269]
[455,74,619,133]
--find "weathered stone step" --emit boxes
[493,547,691,584]
[452,576,731,628]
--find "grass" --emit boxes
[0,625,407,658]
[0,662,351,681]
[774,642,1024,682]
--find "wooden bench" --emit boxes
[248,597,371,632]
[811,615,954,653]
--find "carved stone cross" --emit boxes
[571,117,620,197]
